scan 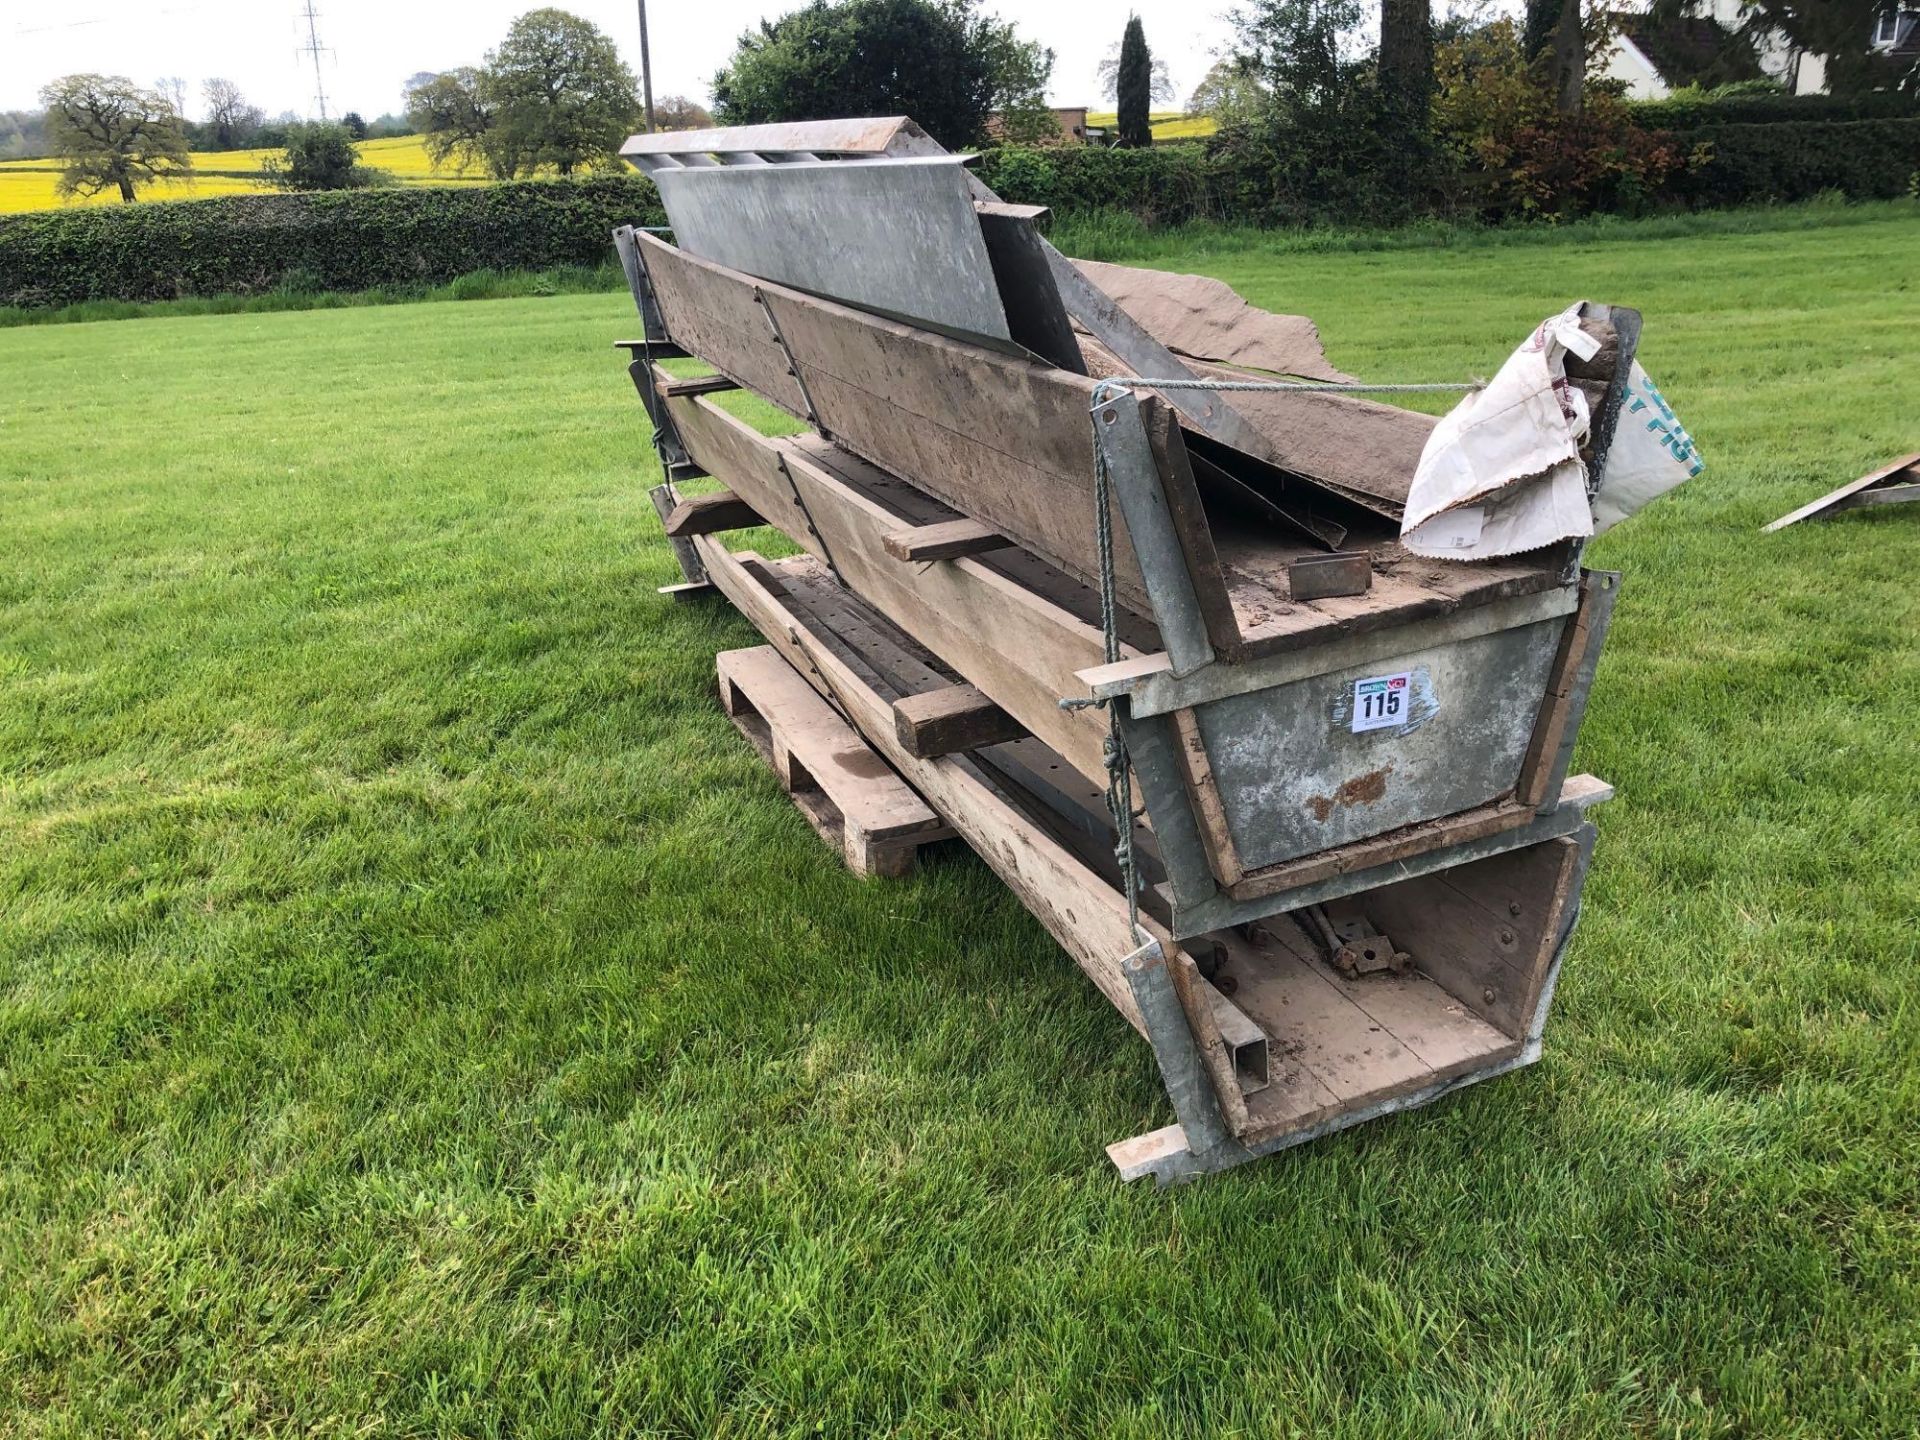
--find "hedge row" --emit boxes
[1671,117,1920,207]
[1625,91,1920,130]
[980,118,1920,225]
[0,174,666,308]
[3,119,1917,308]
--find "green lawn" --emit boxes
[4,207,1918,1437]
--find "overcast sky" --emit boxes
[4,1,1264,121]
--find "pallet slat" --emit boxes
[717,646,949,877]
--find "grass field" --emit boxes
[3,207,1919,1435]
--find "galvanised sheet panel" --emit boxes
[649,156,1013,346]
[1195,617,1566,870]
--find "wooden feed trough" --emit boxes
[608,119,1651,1181]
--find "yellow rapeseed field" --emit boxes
[0,136,491,215]
[0,169,276,213]
[1085,110,1218,141]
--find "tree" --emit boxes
[1116,16,1155,146]
[652,95,714,131]
[406,67,517,178]
[486,8,639,176]
[1651,0,1908,97]
[342,111,368,139]
[976,14,1056,142]
[202,78,264,150]
[38,74,191,202]
[1379,0,1436,129]
[268,122,381,190]
[1186,58,1268,121]
[1096,39,1175,105]
[155,76,187,118]
[712,0,1049,151]
[1523,0,1584,112]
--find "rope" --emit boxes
[1115,377,1479,395]
[1065,371,1479,952]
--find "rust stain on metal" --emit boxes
[1305,765,1394,822]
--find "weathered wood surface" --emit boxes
[660,383,1123,785]
[881,517,1010,562]
[1077,335,1437,515]
[1763,451,1920,532]
[638,235,1568,661]
[692,541,1167,1036]
[1204,916,1519,1150]
[652,371,827,564]
[663,489,764,537]
[636,231,1161,617]
[1213,532,1570,657]
[658,372,742,398]
[1517,575,1603,809]
[717,645,949,877]
[710,545,1263,1134]
[1359,836,1581,1037]
[893,683,1026,758]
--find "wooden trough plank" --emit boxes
[882,517,1010,562]
[717,646,947,877]
[663,489,764,537]
[1763,451,1920,532]
[659,372,743,398]
[662,386,1122,786]
[636,231,1170,620]
[652,366,828,564]
[691,541,1177,1041]
[893,684,1026,758]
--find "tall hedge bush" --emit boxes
[3,123,1917,309]
[0,175,665,308]
[1666,119,1920,207]
[1625,91,1920,130]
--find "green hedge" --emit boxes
[0,174,665,308]
[975,145,1213,225]
[1626,92,1919,130]
[4,122,1917,308]
[982,120,1920,225]
[1669,118,1920,206]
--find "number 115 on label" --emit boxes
[1351,672,1411,734]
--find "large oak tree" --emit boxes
[39,74,191,202]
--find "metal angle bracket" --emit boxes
[751,285,830,441]
[621,352,702,483]
[1090,390,1215,678]
[612,224,679,351]
[1120,936,1239,1167]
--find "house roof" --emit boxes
[1617,13,1769,89]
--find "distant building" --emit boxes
[985,106,1093,144]
[1600,1,1828,98]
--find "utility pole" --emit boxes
[298,0,331,120]
[637,0,656,132]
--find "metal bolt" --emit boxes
[1500,927,1515,945]
[1508,901,1522,917]
[1483,987,1496,1004]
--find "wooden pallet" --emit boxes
[717,646,952,877]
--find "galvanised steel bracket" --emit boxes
[1089,389,1215,678]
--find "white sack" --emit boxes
[1591,362,1705,533]
[1401,304,1598,560]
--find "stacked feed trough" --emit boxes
[608,118,1699,1181]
